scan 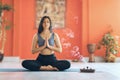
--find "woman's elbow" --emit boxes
[59,48,62,53]
[31,50,35,54]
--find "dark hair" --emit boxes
[38,16,52,34]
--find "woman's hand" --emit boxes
[45,37,53,50]
[46,37,50,48]
[44,33,62,53]
[31,34,47,54]
[44,38,47,47]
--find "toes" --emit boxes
[41,65,59,71]
[53,67,59,71]
[47,65,53,68]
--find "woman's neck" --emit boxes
[42,30,50,34]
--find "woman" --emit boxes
[22,16,70,71]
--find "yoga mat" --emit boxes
[0,68,80,72]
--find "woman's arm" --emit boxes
[47,33,62,53]
[31,33,46,54]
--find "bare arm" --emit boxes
[31,33,46,54]
[47,33,62,53]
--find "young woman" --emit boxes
[22,16,70,71]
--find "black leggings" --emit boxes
[22,54,71,71]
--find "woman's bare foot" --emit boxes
[47,65,59,71]
[40,65,59,71]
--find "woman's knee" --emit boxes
[22,60,41,71]
[65,60,71,69]
[22,60,28,68]
[58,60,71,69]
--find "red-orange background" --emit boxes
[1,0,120,59]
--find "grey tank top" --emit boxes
[37,33,54,47]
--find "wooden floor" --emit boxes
[0,60,120,80]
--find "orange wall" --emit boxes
[1,0,13,56]
[81,0,120,57]
[2,0,120,59]
[88,0,120,56]
[13,0,82,59]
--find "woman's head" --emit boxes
[38,16,52,34]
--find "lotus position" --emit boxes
[22,16,70,71]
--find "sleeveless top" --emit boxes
[37,33,54,47]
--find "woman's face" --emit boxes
[42,18,50,29]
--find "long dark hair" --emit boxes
[38,16,52,34]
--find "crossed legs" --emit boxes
[22,60,70,71]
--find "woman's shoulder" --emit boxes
[33,33,38,36]
[53,32,58,36]
[53,32,60,39]
[33,33,38,39]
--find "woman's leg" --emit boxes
[22,60,59,71]
[52,60,71,71]
[22,60,42,71]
